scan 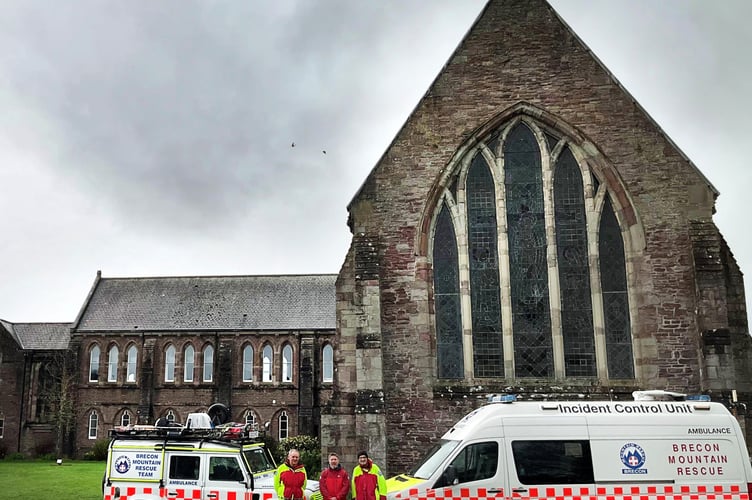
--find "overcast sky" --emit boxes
[1,0,750,323]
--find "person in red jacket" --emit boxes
[274,448,307,500]
[319,452,350,500]
[351,451,386,500]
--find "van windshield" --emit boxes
[408,439,460,479]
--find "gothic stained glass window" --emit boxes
[554,147,596,376]
[433,203,463,379]
[505,123,553,378]
[430,117,635,383]
[466,153,504,378]
[599,196,634,378]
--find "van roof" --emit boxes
[442,400,735,441]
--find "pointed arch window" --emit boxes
[121,411,131,427]
[282,345,293,383]
[599,197,634,378]
[262,345,273,383]
[107,345,119,382]
[434,204,463,379]
[165,345,175,383]
[89,345,100,382]
[126,345,138,383]
[203,345,214,382]
[243,345,254,382]
[322,344,334,383]
[467,152,503,378]
[555,147,596,376]
[432,118,635,381]
[184,345,195,382]
[278,411,288,440]
[244,410,257,427]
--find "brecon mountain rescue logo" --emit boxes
[620,443,647,474]
[114,455,132,474]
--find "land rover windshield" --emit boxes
[407,439,460,479]
[243,447,276,473]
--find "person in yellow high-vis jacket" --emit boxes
[351,451,386,500]
[275,448,307,500]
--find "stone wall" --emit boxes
[72,331,334,455]
[337,0,747,474]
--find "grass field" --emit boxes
[0,460,105,500]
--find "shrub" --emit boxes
[83,439,110,461]
[279,435,321,476]
[33,441,55,458]
[6,452,25,461]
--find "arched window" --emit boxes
[432,118,635,381]
[282,345,293,383]
[121,411,131,427]
[242,345,254,382]
[166,410,176,423]
[107,345,119,382]
[278,411,288,440]
[555,147,596,376]
[262,345,273,383]
[89,345,100,382]
[244,410,257,427]
[126,345,138,383]
[203,345,214,382]
[599,197,634,378]
[322,344,334,383]
[184,345,195,382]
[165,345,176,382]
[88,411,99,439]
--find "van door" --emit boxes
[503,416,594,500]
[430,439,505,498]
[164,453,203,498]
[205,454,251,500]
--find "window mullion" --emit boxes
[542,136,565,380]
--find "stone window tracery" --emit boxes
[431,117,635,381]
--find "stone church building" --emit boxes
[0,0,749,473]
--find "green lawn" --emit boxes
[0,460,105,500]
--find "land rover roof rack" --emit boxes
[109,421,261,443]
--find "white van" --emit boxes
[103,420,321,500]
[386,391,752,500]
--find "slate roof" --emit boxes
[0,321,71,350]
[75,274,337,332]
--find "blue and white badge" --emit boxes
[620,443,647,474]
[114,455,132,474]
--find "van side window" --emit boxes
[512,440,594,485]
[439,441,499,486]
[210,456,244,482]
[169,455,200,481]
